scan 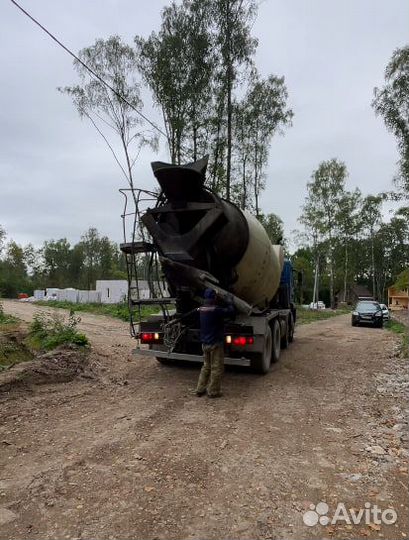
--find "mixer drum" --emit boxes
[232,211,284,308]
[142,157,284,309]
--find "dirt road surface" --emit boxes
[1,300,408,540]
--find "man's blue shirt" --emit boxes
[199,303,235,345]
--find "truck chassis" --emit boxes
[134,307,295,374]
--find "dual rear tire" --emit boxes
[281,313,294,349]
[252,319,282,374]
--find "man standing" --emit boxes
[196,288,235,398]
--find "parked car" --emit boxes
[379,303,390,321]
[351,301,384,328]
[309,301,326,310]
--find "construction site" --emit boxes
[1,0,409,539]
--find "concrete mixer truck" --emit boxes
[120,156,296,374]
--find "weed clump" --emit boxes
[29,311,89,351]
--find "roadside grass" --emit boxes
[1,303,90,371]
[27,311,89,351]
[297,306,351,325]
[0,302,31,371]
[41,300,351,326]
[0,302,19,328]
[33,300,161,322]
[0,339,33,371]
[385,319,408,358]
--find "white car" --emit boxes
[309,301,326,310]
[379,303,390,321]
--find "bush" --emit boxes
[28,311,89,351]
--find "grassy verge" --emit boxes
[297,306,351,325]
[0,303,30,371]
[0,302,19,328]
[385,319,408,358]
[1,307,90,371]
[33,300,162,322]
[0,339,33,371]
[34,301,352,327]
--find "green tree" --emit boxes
[297,217,325,307]
[78,227,122,288]
[394,268,409,290]
[60,36,157,190]
[23,244,46,290]
[42,239,73,288]
[301,159,348,308]
[135,0,293,213]
[210,0,258,199]
[79,228,100,290]
[336,189,362,302]
[69,244,85,288]
[4,242,27,278]
[0,241,31,297]
[373,45,409,200]
[373,216,409,300]
[135,1,214,164]
[136,0,282,205]
[291,246,316,305]
[360,195,383,299]
[233,73,293,213]
[257,212,285,246]
[0,225,5,255]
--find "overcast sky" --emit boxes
[1,0,408,250]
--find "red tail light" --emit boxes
[140,332,161,343]
[226,335,254,346]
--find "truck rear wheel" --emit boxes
[271,319,281,363]
[251,325,272,374]
[281,316,290,349]
[288,313,295,343]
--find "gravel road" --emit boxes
[0,300,408,540]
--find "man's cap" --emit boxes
[204,288,216,300]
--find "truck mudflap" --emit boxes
[134,347,251,367]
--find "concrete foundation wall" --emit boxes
[56,289,79,303]
[34,289,45,300]
[96,280,128,304]
[78,290,101,304]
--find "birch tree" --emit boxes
[373,45,409,200]
[59,36,157,189]
[234,73,293,213]
[210,0,258,199]
[337,189,362,302]
[301,159,348,308]
[361,195,383,299]
[135,1,214,164]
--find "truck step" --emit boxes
[120,241,156,254]
[130,298,176,305]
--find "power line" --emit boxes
[9,0,170,141]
